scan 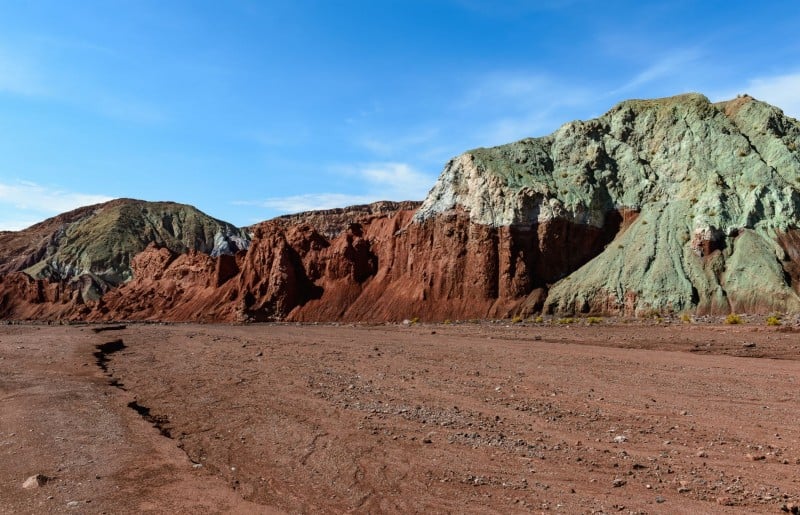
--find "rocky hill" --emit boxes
[0,199,248,318]
[2,93,800,321]
[417,93,800,315]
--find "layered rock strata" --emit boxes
[3,93,800,321]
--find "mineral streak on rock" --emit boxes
[2,94,800,321]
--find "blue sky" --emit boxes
[1,0,799,230]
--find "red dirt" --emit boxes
[2,321,800,513]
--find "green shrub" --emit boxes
[511,315,523,324]
[534,316,544,324]
[557,317,574,325]
[586,317,602,324]
[766,316,781,326]
[680,313,691,323]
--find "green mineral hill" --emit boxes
[0,198,249,296]
[417,93,800,315]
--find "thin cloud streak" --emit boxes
[0,48,48,97]
[238,162,436,216]
[735,73,800,119]
[610,49,703,96]
[458,71,593,144]
[0,180,113,222]
[247,193,378,214]
[0,218,44,232]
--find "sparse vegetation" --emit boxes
[410,317,420,325]
[443,319,452,325]
[788,141,798,151]
[511,315,523,324]
[586,317,602,324]
[680,313,692,323]
[534,316,544,324]
[725,313,743,325]
[766,315,781,326]
[557,317,574,325]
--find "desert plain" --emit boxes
[2,320,800,514]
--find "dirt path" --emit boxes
[2,321,800,513]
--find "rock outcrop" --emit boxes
[416,93,800,315]
[3,93,800,321]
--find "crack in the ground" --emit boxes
[127,400,173,438]
[93,339,125,374]
[94,338,174,440]
[91,325,127,334]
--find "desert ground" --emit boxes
[2,320,800,514]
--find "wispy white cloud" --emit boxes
[715,72,800,119]
[461,72,555,109]
[240,193,377,214]
[0,42,166,124]
[354,162,435,200]
[458,71,593,144]
[0,180,114,230]
[357,127,441,157]
[611,49,703,95]
[237,162,436,216]
[0,217,43,232]
[0,47,47,97]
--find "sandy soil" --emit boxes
[2,320,800,513]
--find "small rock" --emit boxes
[22,474,49,489]
[697,450,707,458]
[746,453,766,461]
[66,501,81,508]
[655,496,666,503]
[612,478,626,487]
[742,341,756,348]
[255,351,263,357]
[781,503,800,514]
[613,435,628,444]
[680,410,688,416]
